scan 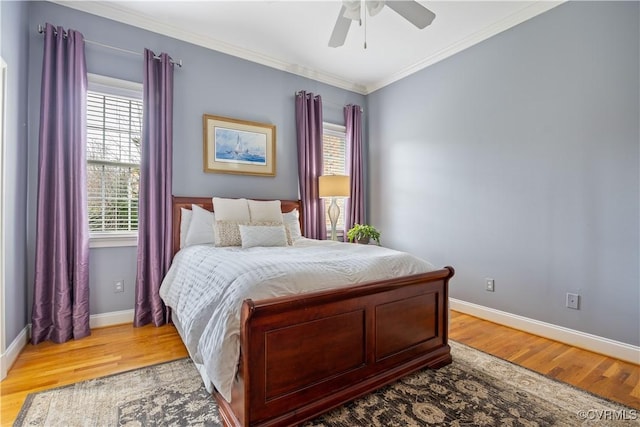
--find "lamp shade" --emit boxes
[318,175,350,198]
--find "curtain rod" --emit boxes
[37,25,183,68]
[295,91,364,113]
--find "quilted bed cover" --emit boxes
[159,238,435,402]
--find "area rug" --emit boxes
[15,341,637,426]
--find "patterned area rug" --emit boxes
[15,341,637,426]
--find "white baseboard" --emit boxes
[89,309,134,329]
[0,309,135,381]
[450,298,640,365]
[0,325,29,381]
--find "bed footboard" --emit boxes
[214,267,454,427]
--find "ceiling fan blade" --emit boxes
[386,1,436,29]
[329,5,352,47]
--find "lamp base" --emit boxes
[328,198,340,241]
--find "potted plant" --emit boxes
[347,224,381,245]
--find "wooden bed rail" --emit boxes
[244,267,454,317]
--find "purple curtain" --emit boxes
[295,91,326,240]
[134,49,174,327]
[344,105,364,233]
[32,23,90,344]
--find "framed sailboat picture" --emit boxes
[203,114,276,176]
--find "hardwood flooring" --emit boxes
[1,311,638,426]
[449,311,640,410]
[0,323,188,426]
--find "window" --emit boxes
[86,74,143,247]
[322,122,347,232]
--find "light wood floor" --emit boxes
[1,311,638,425]
[449,311,639,410]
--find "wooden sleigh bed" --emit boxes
[169,196,455,427]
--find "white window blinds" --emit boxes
[87,90,142,233]
[322,123,347,231]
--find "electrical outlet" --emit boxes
[566,293,579,309]
[114,280,124,293]
[485,278,495,292]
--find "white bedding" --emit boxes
[159,238,435,402]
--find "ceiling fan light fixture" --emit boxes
[329,0,436,48]
[342,0,362,21]
[366,0,385,17]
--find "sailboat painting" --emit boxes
[203,114,276,176]
[214,127,267,165]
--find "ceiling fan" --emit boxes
[329,0,436,48]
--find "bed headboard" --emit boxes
[171,196,303,258]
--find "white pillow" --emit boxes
[239,224,288,248]
[283,209,302,244]
[184,204,216,247]
[248,199,283,223]
[179,208,193,249]
[213,197,250,222]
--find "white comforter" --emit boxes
[159,238,435,402]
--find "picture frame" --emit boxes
[203,114,276,176]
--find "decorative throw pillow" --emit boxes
[216,220,285,247]
[239,224,288,248]
[248,199,283,223]
[184,204,216,247]
[282,209,302,244]
[179,208,193,249]
[214,220,243,247]
[212,197,250,222]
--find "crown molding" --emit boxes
[49,1,368,95]
[365,1,565,94]
[49,1,562,96]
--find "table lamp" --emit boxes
[318,175,350,241]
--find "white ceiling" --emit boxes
[53,1,563,94]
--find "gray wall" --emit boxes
[1,1,30,349]
[367,1,639,346]
[24,3,365,319]
[5,0,637,349]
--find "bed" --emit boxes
[162,196,454,427]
